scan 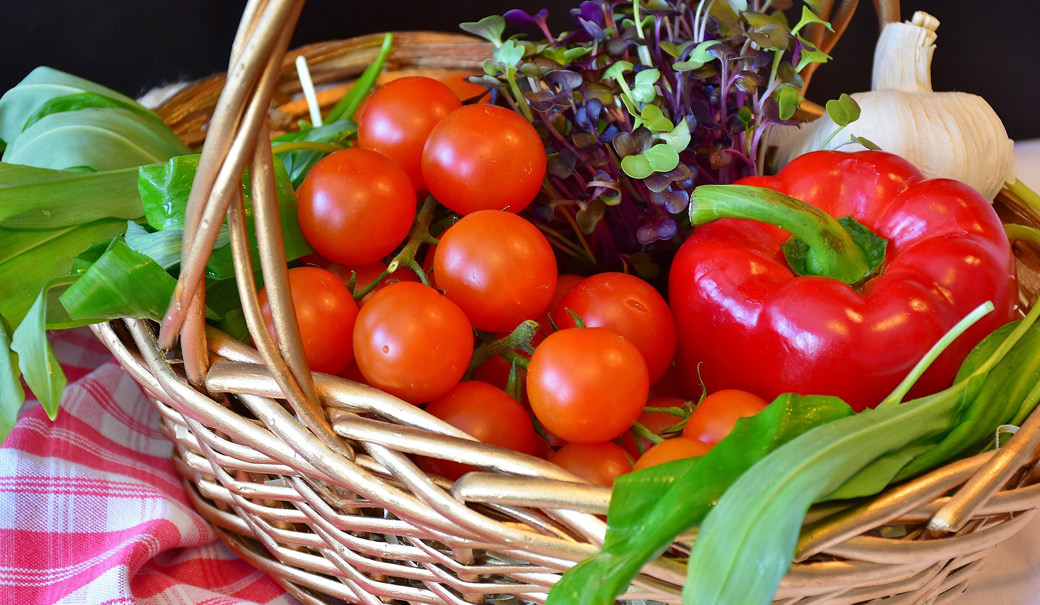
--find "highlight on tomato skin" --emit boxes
[352,281,473,405]
[419,380,539,481]
[527,327,650,444]
[549,441,633,487]
[257,266,358,376]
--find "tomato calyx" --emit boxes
[466,320,540,376]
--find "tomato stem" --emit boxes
[465,320,538,377]
[353,196,437,299]
[629,421,666,456]
[690,184,874,285]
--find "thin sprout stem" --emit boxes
[1007,179,1040,215]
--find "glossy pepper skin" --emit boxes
[669,151,1018,412]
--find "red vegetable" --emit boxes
[669,150,1017,412]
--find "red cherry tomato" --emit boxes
[439,72,490,103]
[421,104,546,215]
[258,266,358,375]
[296,148,416,266]
[633,437,712,471]
[419,381,538,481]
[682,389,769,445]
[536,273,584,336]
[353,282,473,404]
[551,272,677,384]
[357,76,462,190]
[619,396,687,458]
[527,327,649,444]
[328,261,420,306]
[434,210,558,332]
[550,441,633,487]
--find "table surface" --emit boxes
[2,144,1040,602]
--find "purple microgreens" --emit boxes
[468,0,828,273]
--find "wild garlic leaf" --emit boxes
[20,91,166,133]
[0,315,24,444]
[0,66,144,148]
[0,162,141,228]
[11,277,76,420]
[273,119,355,187]
[3,108,189,171]
[58,239,178,322]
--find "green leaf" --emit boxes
[791,5,834,36]
[0,66,144,148]
[852,135,882,150]
[0,315,25,444]
[737,105,754,130]
[824,92,861,127]
[575,199,607,235]
[0,225,75,265]
[672,40,721,71]
[644,143,680,172]
[795,41,832,73]
[273,119,355,187]
[325,33,393,123]
[775,84,804,121]
[494,39,526,68]
[657,118,691,153]
[11,277,75,420]
[460,15,506,46]
[20,91,167,133]
[601,60,634,83]
[3,108,189,171]
[620,153,653,179]
[631,69,660,104]
[634,104,673,133]
[722,0,748,12]
[0,219,127,326]
[659,40,695,59]
[546,393,853,605]
[0,162,143,228]
[58,239,177,322]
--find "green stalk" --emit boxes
[690,184,872,284]
[324,32,393,123]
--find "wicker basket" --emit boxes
[90,1,1040,603]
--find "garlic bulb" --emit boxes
[771,11,1016,201]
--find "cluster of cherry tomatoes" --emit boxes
[259,75,769,487]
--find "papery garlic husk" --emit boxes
[770,11,1016,201]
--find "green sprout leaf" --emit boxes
[631,69,660,104]
[460,15,506,47]
[634,104,673,133]
[852,135,882,150]
[791,5,834,36]
[659,40,695,59]
[673,40,721,71]
[795,40,831,73]
[657,118,691,153]
[493,39,526,68]
[644,143,680,172]
[621,153,654,179]
[825,93,861,127]
[775,84,804,121]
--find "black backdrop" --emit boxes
[2,1,1038,139]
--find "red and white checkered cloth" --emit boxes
[0,328,300,605]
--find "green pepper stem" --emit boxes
[690,184,873,284]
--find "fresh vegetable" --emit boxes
[550,272,676,384]
[527,326,649,443]
[670,150,1017,411]
[464,1,832,268]
[770,12,1016,201]
[683,389,768,445]
[549,441,633,487]
[357,75,462,190]
[258,266,358,375]
[633,437,711,471]
[421,103,546,214]
[420,380,538,480]
[296,147,416,265]
[433,209,558,332]
[352,281,473,404]
[619,395,686,457]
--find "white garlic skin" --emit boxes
[771,12,1016,201]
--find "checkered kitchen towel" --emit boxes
[0,328,299,604]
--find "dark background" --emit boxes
[2,1,1037,139]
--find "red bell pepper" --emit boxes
[669,150,1018,411]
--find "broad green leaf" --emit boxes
[460,15,506,46]
[11,277,76,420]
[123,220,234,278]
[59,239,177,322]
[4,108,189,171]
[0,162,142,228]
[0,225,75,264]
[546,394,853,605]
[21,91,167,133]
[0,219,127,326]
[0,66,144,148]
[0,315,24,444]
[273,119,355,187]
[825,92,861,127]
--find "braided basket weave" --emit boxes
[91,1,1040,603]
